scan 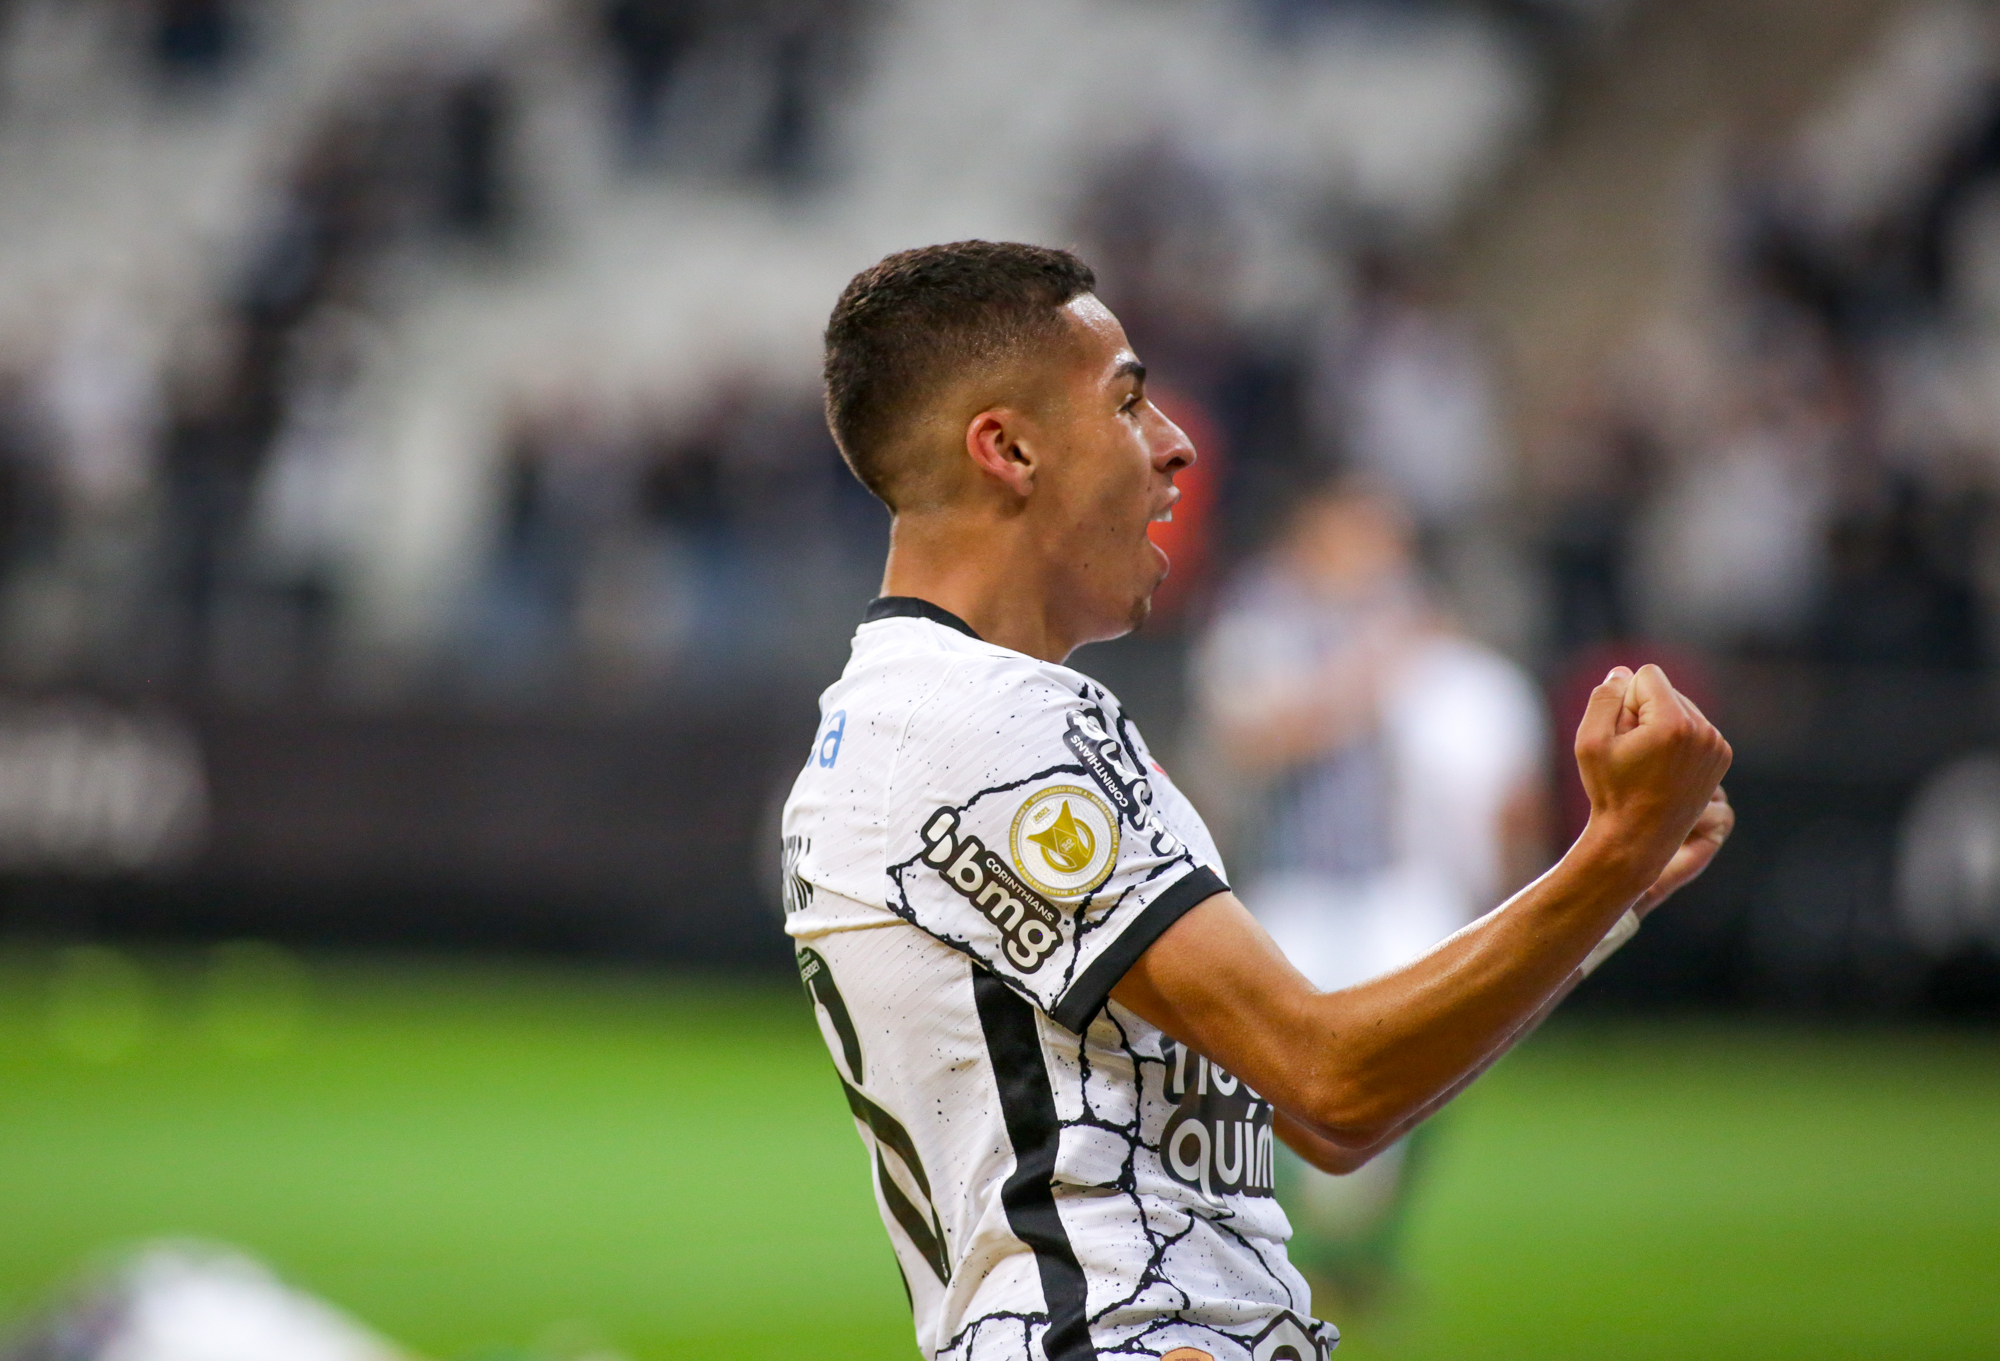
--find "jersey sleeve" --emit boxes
[884,661,1228,1032]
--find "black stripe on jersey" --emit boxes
[972,966,1096,1361]
[864,595,982,639]
[844,1078,953,1286]
[1052,865,1228,1033]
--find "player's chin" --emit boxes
[1123,549,1169,632]
[1124,590,1153,635]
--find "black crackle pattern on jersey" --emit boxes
[885,686,1329,1357]
[930,997,1330,1361]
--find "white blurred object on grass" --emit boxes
[4,1243,413,1361]
[1897,752,2000,956]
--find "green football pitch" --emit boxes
[0,946,1995,1360]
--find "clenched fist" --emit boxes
[1573,664,1735,914]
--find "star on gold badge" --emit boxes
[1028,800,1095,874]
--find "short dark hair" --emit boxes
[823,240,1096,508]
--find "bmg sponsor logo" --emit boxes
[1159,1037,1275,1200]
[918,807,1064,971]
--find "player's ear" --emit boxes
[965,408,1037,498]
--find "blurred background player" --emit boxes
[1193,477,1550,1306]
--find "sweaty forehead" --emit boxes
[1058,295,1137,382]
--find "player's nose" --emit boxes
[1150,407,1196,473]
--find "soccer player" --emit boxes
[781,241,1733,1361]
[1192,479,1553,1304]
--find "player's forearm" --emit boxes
[1351,954,1596,1165]
[1289,828,1653,1148]
[1278,961,1585,1176]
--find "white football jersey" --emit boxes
[782,598,1336,1361]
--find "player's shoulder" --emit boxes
[843,610,1098,723]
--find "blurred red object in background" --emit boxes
[1144,384,1223,624]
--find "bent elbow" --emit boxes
[1324,1142,1395,1176]
[1299,1089,1399,1155]
[1301,1142,1373,1176]
[1296,1061,1421,1153]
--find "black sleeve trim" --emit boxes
[1050,866,1229,1034]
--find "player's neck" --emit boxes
[879,512,1084,663]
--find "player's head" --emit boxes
[1281,475,1417,600]
[824,240,1195,639]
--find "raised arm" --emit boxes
[1110,664,1734,1174]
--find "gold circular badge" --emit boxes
[1010,785,1119,900]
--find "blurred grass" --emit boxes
[0,948,1993,1360]
[1375,1023,2000,1361]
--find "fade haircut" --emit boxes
[823,240,1097,509]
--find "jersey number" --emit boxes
[797,945,951,1287]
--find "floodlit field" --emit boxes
[0,949,1994,1360]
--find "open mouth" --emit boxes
[1149,486,1182,524]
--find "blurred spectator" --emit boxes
[753,0,871,188]
[470,398,643,695]
[1541,405,1654,654]
[0,300,165,685]
[230,307,377,693]
[598,0,707,166]
[1629,335,1840,653]
[438,66,519,240]
[1817,476,1986,669]
[40,301,161,522]
[0,367,58,665]
[595,0,870,185]
[1305,253,1507,539]
[150,56,525,690]
[1192,479,1548,1301]
[147,0,249,86]
[624,382,879,672]
[240,59,520,296]
[464,379,873,695]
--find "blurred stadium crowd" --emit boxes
[0,0,1993,1012]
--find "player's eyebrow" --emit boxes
[1113,358,1146,386]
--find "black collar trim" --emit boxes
[865,596,982,640]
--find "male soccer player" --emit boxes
[781,241,1734,1361]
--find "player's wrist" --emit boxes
[1567,815,1669,903]
[1578,907,1641,977]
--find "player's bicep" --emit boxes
[1110,890,1361,1145]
